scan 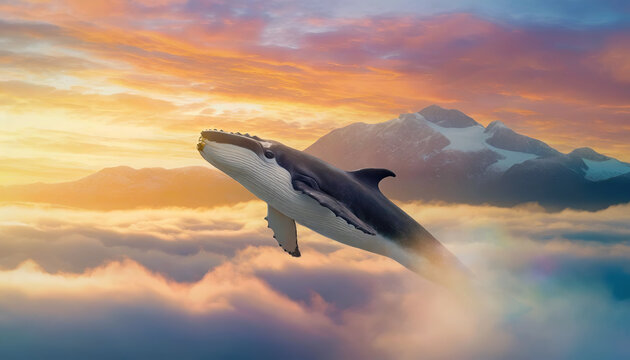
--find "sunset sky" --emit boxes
[1,0,629,184]
[1,2,630,359]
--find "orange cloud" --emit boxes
[1,1,629,185]
[597,34,630,83]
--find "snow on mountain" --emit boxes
[487,147,539,172]
[306,105,561,179]
[485,120,560,157]
[306,105,630,210]
[417,113,540,171]
[570,147,610,161]
[583,158,630,181]
[419,113,487,152]
[311,106,627,181]
[565,147,630,181]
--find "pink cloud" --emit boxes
[1,1,629,157]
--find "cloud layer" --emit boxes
[0,201,628,359]
[1,0,629,184]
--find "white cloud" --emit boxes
[0,202,628,359]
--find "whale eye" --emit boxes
[264,150,275,159]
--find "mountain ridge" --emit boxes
[0,166,254,209]
[305,105,630,210]
[2,105,629,211]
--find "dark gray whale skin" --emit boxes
[200,129,463,271]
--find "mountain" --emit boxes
[0,166,253,209]
[5,106,629,211]
[306,105,630,210]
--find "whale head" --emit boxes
[196,129,308,203]
[197,129,280,176]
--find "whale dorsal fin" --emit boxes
[292,175,377,236]
[349,168,396,190]
[265,205,300,257]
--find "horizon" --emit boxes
[3,104,628,186]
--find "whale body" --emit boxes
[197,129,466,283]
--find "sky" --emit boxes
[1,1,630,359]
[0,0,629,184]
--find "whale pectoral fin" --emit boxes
[292,179,377,236]
[265,205,300,257]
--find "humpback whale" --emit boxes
[197,129,467,284]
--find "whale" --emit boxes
[197,129,467,284]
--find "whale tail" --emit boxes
[400,230,472,289]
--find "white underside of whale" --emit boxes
[200,141,430,274]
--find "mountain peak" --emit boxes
[96,165,136,173]
[570,147,610,162]
[485,120,509,133]
[84,166,138,181]
[419,105,479,128]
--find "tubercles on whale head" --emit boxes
[197,129,278,177]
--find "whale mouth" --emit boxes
[197,136,205,151]
[198,129,264,156]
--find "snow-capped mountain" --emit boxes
[306,105,630,210]
[5,106,629,211]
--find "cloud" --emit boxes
[0,80,179,116]
[2,3,630,185]
[0,166,258,210]
[0,202,269,281]
[3,7,629,127]
[0,50,101,75]
[596,34,630,83]
[0,202,629,359]
[1,2,629,354]
[0,155,92,185]
[0,258,374,359]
